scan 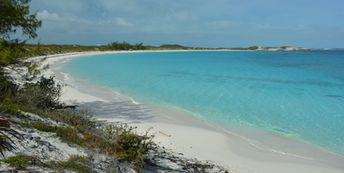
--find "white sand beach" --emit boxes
[39,51,344,173]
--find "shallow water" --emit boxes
[63,50,344,154]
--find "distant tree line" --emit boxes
[108,43,192,50]
[109,42,146,50]
[159,44,188,50]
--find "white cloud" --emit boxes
[114,17,132,26]
[37,10,60,20]
[96,17,133,28]
[37,9,91,25]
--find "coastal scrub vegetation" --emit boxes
[47,155,93,173]
[16,76,61,109]
[0,60,154,172]
[1,0,42,159]
[0,155,92,172]
[0,155,41,168]
[0,69,154,171]
[0,0,155,172]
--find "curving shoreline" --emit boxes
[40,50,344,173]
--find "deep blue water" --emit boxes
[63,51,344,154]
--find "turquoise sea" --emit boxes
[63,51,344,154]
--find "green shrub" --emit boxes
[30,122,58,132]
[0,97,35,118]
[0,97,23,115]
[82,133,112,150]
[55,127,81,145]
[105,123,153,171]
[16,76,61,109]
[1,155,41,168]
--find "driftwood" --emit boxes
[53,105,79,110]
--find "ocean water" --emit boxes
[63,51,344,154]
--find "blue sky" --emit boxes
[30,0,344,48]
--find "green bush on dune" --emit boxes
[16,76,61,109]
[105,123,153,171]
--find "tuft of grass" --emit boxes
[0,97,30,116]
[1,155,41,168]
[35,109,95,132]
[48,155,92,173]
[22,121,83,146]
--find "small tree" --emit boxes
[0,0,41,41]
[0,0,42,66]
[17,77,61,109]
